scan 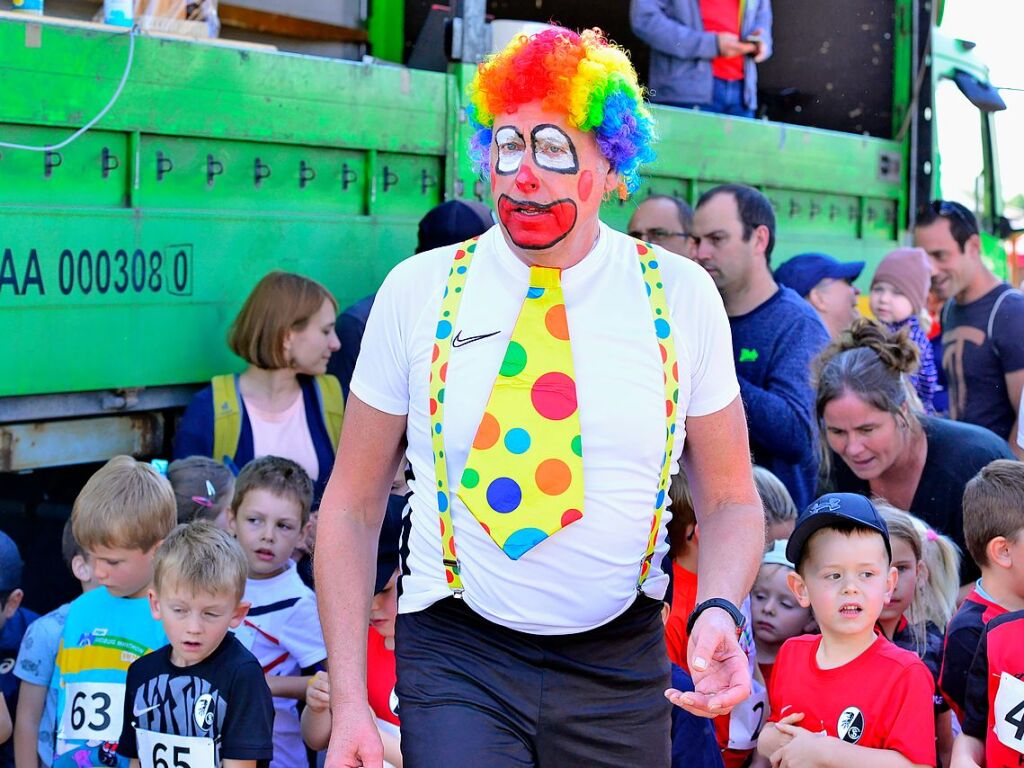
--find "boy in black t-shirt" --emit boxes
[117,522,274,768]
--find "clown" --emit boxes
[317,27,763,768]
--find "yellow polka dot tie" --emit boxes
[457,265,585,560]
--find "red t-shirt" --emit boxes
[699,0,744,81]
[665,561,699,671]
[666,563,756,765]
[759,661,774,692]
[366,627,399,726]
[939,586,1008,720]
[769,634,936,766]
[962,609,1024,768]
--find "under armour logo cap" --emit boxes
[785,493,891,567]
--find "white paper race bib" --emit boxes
[729,680,769,750]
[994,672,1024,754]
[59,682,125,742]
[136,729,216,768]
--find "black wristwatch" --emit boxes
[686,598,746,636]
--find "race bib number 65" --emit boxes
[59,682,125,741]
[136,730,215,768]
[993,672,1024,753]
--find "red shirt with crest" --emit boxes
[962,610,1024,767]
[768,634,935,766]
[366,627,399,726]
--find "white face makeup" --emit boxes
[531,124,579,173]
[495,126,526,175]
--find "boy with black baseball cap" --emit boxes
[757,493,937,767]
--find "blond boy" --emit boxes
[116,522,273,768]
[757,493,935,768]
[53,457,175,768]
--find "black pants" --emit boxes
[394,595,671,768]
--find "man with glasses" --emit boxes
[914,200,1024,459]
[628,195,694,258]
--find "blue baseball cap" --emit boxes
[416,200,494,254]
[0,531,24,592]
[374,494,405,594]
[774,253,865,298]
[786,493,891,568]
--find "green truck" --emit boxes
[0,0,1008,471]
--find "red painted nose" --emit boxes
[515,164,540,193]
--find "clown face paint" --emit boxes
[496,195,578,250]
[491,102,618,264]
[531,125,579,174]
[495,126,526,175]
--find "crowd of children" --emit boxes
[0,235,1020,768]
[0,451,1022,767]
[658,454,1024,768]
[0,450,409,768]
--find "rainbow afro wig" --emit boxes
[467,27,656,197]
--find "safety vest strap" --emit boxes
[211,374,243,465]
[314,374,345,452]
[211,373,344,464]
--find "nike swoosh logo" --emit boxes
[451,330,500,348]
[133,703,161,717]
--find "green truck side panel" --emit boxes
[3,19,905,401]
[0,24,448,153]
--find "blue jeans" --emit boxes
[668,77,754,118]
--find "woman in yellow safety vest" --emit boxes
[173,271,344,504]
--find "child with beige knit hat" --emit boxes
[869,247,938,413]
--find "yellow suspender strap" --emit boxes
[314,374,345,452]
[633,240,679,589]
[211,374,242,465]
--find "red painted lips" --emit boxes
[497,194,578,250]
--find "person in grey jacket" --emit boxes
[630,0,773,117]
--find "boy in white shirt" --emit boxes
[229,457,326,768]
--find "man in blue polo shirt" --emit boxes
[774,252,864,339]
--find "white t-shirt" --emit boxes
[351,223,739,634]
[232,562,326,768]
[247,393,319,482]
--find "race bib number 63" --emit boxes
[59,682,125,741]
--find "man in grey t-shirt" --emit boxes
[914,200,1024,458]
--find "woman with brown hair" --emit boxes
[173,271,342,502]
[816,318,1012,584]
